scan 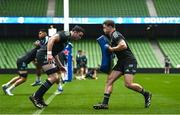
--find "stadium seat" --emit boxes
[0,38,166,69]
[128,38,161,68]
[158,38,180,67]
[0,0,48,16]
[56,0,149,17]
[154,0,180,16]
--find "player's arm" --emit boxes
[47,34,60,63]
[33,40,41,48]
[108,39,127,52]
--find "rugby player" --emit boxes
[2,29,48,96]
[29,25,84,109]
[93,20,152,109]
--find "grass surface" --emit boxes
[0,73,180,114]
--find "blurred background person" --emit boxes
[164,55,171,74]
[75,50,87,80]
[48,25,57,37]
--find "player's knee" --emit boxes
[80,67,84,71]
[124,82,133,89]
[48,73,59,84]
[21,77,27,82]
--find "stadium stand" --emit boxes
[154,0,180,16]
[56,0,149,17]
[128,38,161,68]
[1,0,180,17]
[0,38,162,69]
[0,0,48,16]
[55,0,63,16]
[158,38,180,68]
[0,39,34,69]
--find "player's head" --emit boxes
[38,29,47,39]
[70,25,85,40]
[77,50,82,56]
[102,20,116,35]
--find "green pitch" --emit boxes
[0,73,180,114]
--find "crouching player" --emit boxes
[2,29,48,96]
[29,25,84,109]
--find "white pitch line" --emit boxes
[33,84,64,115]
[33,93,57,115]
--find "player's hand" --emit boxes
[47,54,54,64]
[108,46,114,52]
[105,44,113,52]
[59,66,66,73]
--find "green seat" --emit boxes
[154,0,180,16]
[0,0,48,16]
[158,38,180,68]
[56,0,149,17]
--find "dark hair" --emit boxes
[39,29,47,33]
[72,25,85,34]
[78,50,82,52]
[103,20,115,28]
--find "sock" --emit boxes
[102,93,111,105]
[7,84,15,91]
[34,79,53,99]
[58,84,63,91]
[36,76,41,82]
[140,89,149,96]
[5,82,11,87]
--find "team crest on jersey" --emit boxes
[129,64,134,67]
[125,69,130,72]
[113,32,119,38]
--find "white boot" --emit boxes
[6,89,14,96]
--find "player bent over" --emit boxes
[1,29,48,96]
[29,25,84,109]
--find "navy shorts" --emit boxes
[113,59,137,75]
[16,58,28,71]
[36,49,59,75]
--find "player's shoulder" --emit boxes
[112,31,123,39]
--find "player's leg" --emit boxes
[167,67,170,74]
[80,67,86,79]
[124,74,143,92]
[124,74,152,108]
[92,69,98,79]
[164,67,167,74]
[31,61,42,86]
[5,71,28,96]
[12,71,27,88]
[55,73,64,95]
[2,76,20,88]
[2,58,29,96]
[2,76,20,95]
[124,60,152,108]
[29,64,59,109]
[93,70,122,109]
[75,65,80,78]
